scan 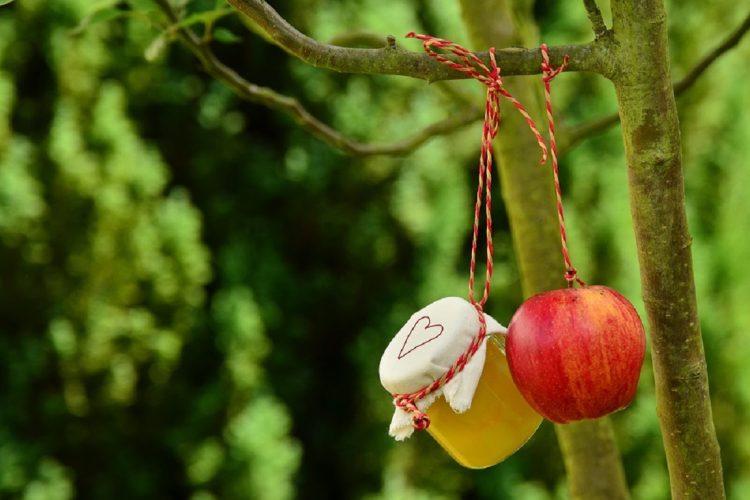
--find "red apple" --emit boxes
[506,285,646,423]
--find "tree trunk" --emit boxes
[610,0,726,498]
[460,1,630,498]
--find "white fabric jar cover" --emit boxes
[379,297,507,440]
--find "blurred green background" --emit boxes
[1,0,749,498]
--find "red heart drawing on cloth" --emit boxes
[397,316,445,359]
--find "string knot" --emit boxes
[406,32,548,166]
[564,266,586,287]
[394,395,431,430]
[412,413,430,431]
[486,48,502,89]
[392,309,489,432]
[564,266,578,283]
[540,43,569,83]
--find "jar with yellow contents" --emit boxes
[379,297,541,469]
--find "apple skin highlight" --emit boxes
[506,285,646,424]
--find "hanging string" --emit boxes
[540,44,585,287]
[405,33,549,306]
[392,33,550,431]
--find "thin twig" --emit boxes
[343,109,483,155]
[226,0,610,79]
[559,113,619,152]
[582,0,608,39]
[434,81,479,108]
[560,9,750,152]
[673,11,750,94]
[153,0,481,156]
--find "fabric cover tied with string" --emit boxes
[379,297,507,440]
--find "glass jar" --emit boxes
[426,335,542,469]
[380,297,542,468]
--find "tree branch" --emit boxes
[153,0,481,156]
[673,10,750,94]
[582,0,608,39]
[559,112,619,152]
[560,9,750,152]
[346,109,483,156]
[226,0,611,79]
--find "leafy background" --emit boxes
[0,0,748,498]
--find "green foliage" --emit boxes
[0,0,299,498]
[1,0,749,498]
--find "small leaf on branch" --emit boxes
[70,2,126,35]
[212,28,242,44]
[145,33,168,62]
[173,7,233,30]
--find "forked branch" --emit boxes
[226,0,610,79]
[153,0,482,156]
[561,9,750,152]
[157,0,749,157]
[582,0,608,38]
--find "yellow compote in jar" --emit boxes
[380,297,542,468]
[426,336,542,468]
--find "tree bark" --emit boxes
[226,0,607,79]
[460,1,629,499]
[609,0,726,498]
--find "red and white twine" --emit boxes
[393,35,576,431]
[541,44,585,287]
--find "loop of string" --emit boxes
[540,44,585,287]
[392,35,577,431]
[406,32,549,307]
